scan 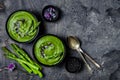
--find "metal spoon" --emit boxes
[67,36,101,69]
[67,36,92,71]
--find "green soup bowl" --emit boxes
[33,35,65,66]
[6,10,40,43]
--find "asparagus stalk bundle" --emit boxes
[1,43,43,78]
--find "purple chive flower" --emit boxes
[7,63,16,71]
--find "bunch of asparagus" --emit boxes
[1,43,43,78]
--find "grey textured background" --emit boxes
[0,0,120,80]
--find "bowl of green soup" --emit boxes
[6,10,40,43]
[33,35,65,66]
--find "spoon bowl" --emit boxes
[67,36,80,50]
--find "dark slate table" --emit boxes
[0,0,120,80]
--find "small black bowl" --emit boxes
[65,57,82,73]
[42,5,60,22]
[6,10,40,43]
[33,34,66,67]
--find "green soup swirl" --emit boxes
[7,11,40,42]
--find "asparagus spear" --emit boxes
[10,44,39,74]
[2,47,32,73]
[19,62,32,73]
[2,45,43,78]
[10,44,42,70]
[6,53,43,77]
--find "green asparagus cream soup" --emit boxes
[34,35,65,66]
[7,11,40,42]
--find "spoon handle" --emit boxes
[79,48,101,68]
[77,48,92,71]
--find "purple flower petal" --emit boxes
[44,13,50,18]
[7,63,16,71]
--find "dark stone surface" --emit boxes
[0,0,120,80]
